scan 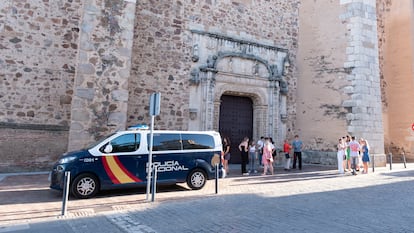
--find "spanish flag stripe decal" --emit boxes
[102,156,121,184]
[102,156,142,184]
[113,156,142,182]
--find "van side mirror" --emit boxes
[104,144,113,153]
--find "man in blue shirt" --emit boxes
[292,135,303,170]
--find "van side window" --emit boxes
[100,133,140,153]
[182,134,214,150]
[150,133,182,151]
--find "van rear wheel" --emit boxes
[71,173,99,199]
[187,169,207,190]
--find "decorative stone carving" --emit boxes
[207,55,217,68]
[189,108,198,120]
[189,30,290,142]
[191,44,199,62]
[270,64,279,79]
[190,68,200,85]
[280,80,288,94]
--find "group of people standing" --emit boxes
[337,135,370,175]
[221,135,304,176]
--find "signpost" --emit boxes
[146,92,161,201]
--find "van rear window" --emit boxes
[151,134,182,151]
[148,133,215,151]
[182,134,214,150]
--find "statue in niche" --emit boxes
[228,57,233,72]
[252,61,259,75]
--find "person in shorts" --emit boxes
[222,136,231,175]
[348,136,361,175]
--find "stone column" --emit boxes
[267,80,280,140]
[68,0,137,150]
[213,100,221,131]
[279,94,288,143]
[273,82,281,147]
[253,105,267,142]
[199,69,217,131]
[340,0,385,164]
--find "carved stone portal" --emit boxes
[188,30,289,146]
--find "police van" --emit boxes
[50,126,223,198]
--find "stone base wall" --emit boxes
[276,150,386,167]
[0,127,68,172]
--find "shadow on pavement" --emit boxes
[6,175,414,233]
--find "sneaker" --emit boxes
[254,170,258,173]
[243,173,249,176]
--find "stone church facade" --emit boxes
[0,0,409,172]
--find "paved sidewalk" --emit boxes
[0,163,413,232]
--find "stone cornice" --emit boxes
[190,29,288,53]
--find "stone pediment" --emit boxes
[190,30,289,81]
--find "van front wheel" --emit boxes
[187,169,207,190]
[71,173,99,199]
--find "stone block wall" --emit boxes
[296,0,386,166]
[129,0,300,132]
[296,0,349,150]
[0,0,81,171]
[340,0,384,156]
[0,127,68,172]
[377,0,414,161]
[67,0,137,151]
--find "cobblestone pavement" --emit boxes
[1,163,414,233]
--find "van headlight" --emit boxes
[58,156,77,164]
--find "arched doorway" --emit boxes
[219,95,253,164]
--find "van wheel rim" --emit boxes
[191,172,205,187]
[76,177,96,196]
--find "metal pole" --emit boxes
[61,171,70,216]
[403,152,407,168]
[372,154,375,173]
[151,166,158,202]
[389,153,392,170]
[215,164,219,194]
[146,115,155,201]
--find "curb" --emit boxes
[0,171,49,182]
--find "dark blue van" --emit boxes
[50,129,223,198]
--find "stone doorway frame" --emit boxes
[214,84,268,144]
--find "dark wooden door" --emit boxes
[219,95,253,164]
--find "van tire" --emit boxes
[71,173,99,199]
[187,168,207,190]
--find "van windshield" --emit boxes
[85,133,116,150]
